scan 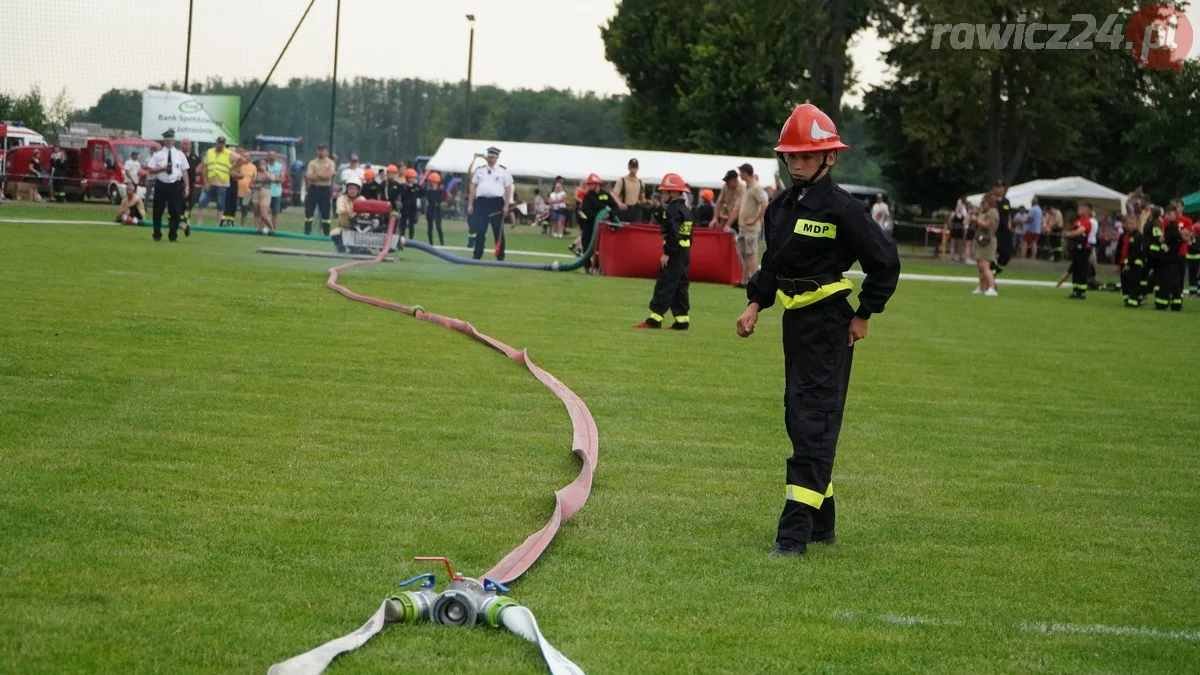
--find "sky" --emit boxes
[1,0,1196,112]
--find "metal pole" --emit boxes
[330,0,341,153]
[239,0,316,127]
[184,0,194,92]
[466,18,474,138]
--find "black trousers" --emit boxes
[1156,257,1183,310]
[1188,256,1200,293]
[580,219,596,270]
[647,249,690,323]
[471,196,505,260]
[401,207,418,239]
[427,202,444,245]
[152,180,184,240]
[777,297,855,545]
[1070,247,1090,295]
[996,224,1013,267]
[222,185,241,226]
[304,185,332,235]
[1120,262,1143,306]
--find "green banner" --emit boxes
[141,90,240,144]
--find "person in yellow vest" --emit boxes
[195,136,231,226]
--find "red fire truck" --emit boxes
[2,126,159,202]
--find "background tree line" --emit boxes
[601,0,1200,211]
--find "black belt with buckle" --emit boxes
[776,273,844,294]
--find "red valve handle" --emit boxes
[413,556,465,582]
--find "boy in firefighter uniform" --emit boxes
[1187,222,1200,297]
[331,178,364,253]
[736,104,900,557]
[1158,206,1185,311]
[1064,205,1093,299]
[578,173,616,273]
[422,172,445,246]
[634,173,692,330]
[398,168,420,239]
[1115,215,1144,308]
[1141,206,1164,302]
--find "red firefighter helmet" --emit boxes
[585,172,604,185]
[775,103,849,154]
[658,173,688,193]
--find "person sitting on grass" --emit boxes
[331,178,364,253]
[114,184,146,225]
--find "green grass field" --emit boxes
[2,201,1199,673]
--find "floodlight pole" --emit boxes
[184,0,194,92]
[465,14,475,138]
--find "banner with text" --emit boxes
[141,90,240,145]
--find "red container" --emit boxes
[597,222,742,285]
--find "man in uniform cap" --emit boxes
[145,129,191,242]
[467,146,513,260]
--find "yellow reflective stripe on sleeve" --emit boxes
[673,315,689,323]
[794,218,837,239]
[679,239,691,247]
[786,484,826,509]
[777,278,854,310]
[650,312,665,322]
[1188,254,1200,260]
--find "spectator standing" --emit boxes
[145,129,190,242]
[123,150,142,187]
[303,145,336,235]
[1043,206,1064,261]
[736,163,767,288]
[180,139,200,228]
[49,146,67,202]
[237,150,258,227]
[1010,206,1026,254]
[613,158,646,222]
[548,177,568,239]
[266,150,285,229]
[339,153,364,187]
[466,146,513,260]
[972,194,999,295]
[251,159,274,230]
[870,194,890,229]
[950,197,969,262]
[710,170,744,232]
[196,136,231,226]
[1022,197,1043,259]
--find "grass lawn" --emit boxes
[1,205,1199,673]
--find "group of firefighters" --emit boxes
[1110,201,1199,310]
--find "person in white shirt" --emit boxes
[871,194,891,230]
[123,151,142,187]
[144,129,190,241]
[466,146,514,260]
[339,153,364,187]
[548,176,568,239]
[114,183,146,224]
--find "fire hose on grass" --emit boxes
[268,214,598,674]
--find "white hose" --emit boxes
[267,598,399,675]
[498,605,586,675]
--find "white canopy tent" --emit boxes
[426,138,780,190]
[968,177,1127,214]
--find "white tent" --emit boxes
[426,138,780,190]
[967,177,1127,213]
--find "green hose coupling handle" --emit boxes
[485,596,518,628]
[411,305,424,316]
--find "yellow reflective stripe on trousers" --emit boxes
[785,482,833,508]
[777,278,854,310]
[678,239,691,247]
[673,315,689,323]
[650,312,665,322]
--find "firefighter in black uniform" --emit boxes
[736,104,900,557]
[635,173,692,330]
[1187,221,1200,297]
[422,171,445,245]
[1142,207,1164,302]
[578,173,616,273]
[1158,205,1185,311]
[992,181,1013,274]
[360,168,382,200]
[1115,215,1144,308]
[50,147,68,202]
[398,168,420,239]
[1064,205,1093,300]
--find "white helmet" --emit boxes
[344,178,362,190]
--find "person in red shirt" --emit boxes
[1168,200,1196,297]
[1064,205,1093,299]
